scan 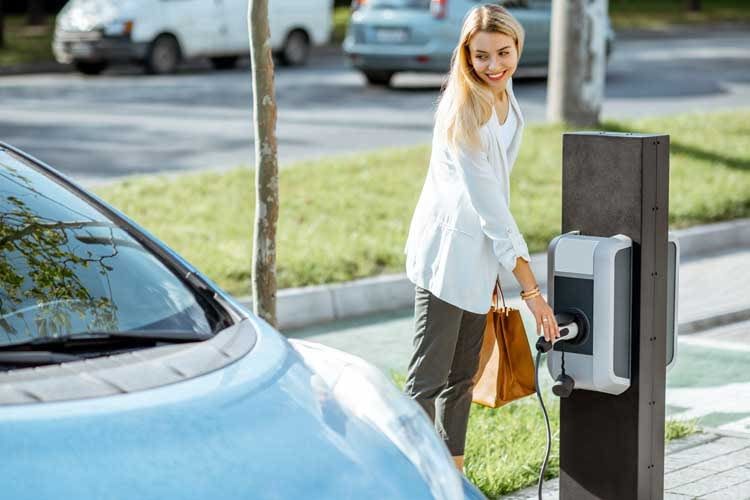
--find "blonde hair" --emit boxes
[434,4,525,151]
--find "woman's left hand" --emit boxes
[523,295,559,342]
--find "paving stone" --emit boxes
[666,433,721,455]
[665,466,717,489]
[700,447,750,472]
[667,438,750,471]
[671,468,749,497]
[700,476,750,500]
[664,493,694,500]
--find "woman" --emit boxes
[403,4,560,472]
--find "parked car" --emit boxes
[0,142,486,500]
[343,0,615,86]
[53,0,334,75]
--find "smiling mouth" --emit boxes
[486,70,507,81]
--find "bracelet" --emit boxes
[522,290,542,301]
[520,285,540,299]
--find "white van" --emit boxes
[53,0,333,75]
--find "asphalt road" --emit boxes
[1,26,748,185]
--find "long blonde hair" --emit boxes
[435,4,525,151]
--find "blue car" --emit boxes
[0,143,486,500]
[344,0,614,86]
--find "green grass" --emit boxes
[95,109,750,297]
[609,0,750,30]
[391,373,697,498]
[0,15,56,66]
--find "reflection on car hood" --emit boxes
[0,316,435,500]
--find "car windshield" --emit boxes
[0,148,230,347]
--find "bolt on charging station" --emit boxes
[539,132,676,500]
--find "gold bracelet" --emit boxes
[522,289,542,301]
[520,286,540,299]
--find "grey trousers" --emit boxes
[404,286,487,456]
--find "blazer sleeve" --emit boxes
[452,143,531,273]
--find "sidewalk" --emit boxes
[502,431,750,499]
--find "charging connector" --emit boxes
[532,313,584,499]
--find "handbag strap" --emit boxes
[493,277,508,314]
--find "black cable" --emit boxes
[534,350,552,500]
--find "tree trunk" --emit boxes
[248,0,279,327]
[26,0,46,26]
[546,0,608,126]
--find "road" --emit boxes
[1,26,748,184]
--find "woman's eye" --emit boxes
[500,52,509,56]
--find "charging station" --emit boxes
[548,132,671,500]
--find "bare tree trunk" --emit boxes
[547,0,608,126]
[26,0,46,26]
[248,0,279,327]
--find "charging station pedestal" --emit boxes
[559,132,669,500]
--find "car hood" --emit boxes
[0,317,435,500]
[57,0,141,32]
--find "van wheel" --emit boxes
[145,35,181,75]
[279,30,310,67]
[74,61,107,75]
[363,70,394,87]
[210,56,239,70]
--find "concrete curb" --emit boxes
[237,218,750,331]
[679,306,750,335]
[0,61,70,76]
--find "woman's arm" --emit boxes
[512,257,560,342]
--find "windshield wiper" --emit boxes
[0,330,212,350]
[0,351,82,366]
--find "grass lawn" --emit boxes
[389,373,698,498]
[0,15,56,66]
[95,109,750,298]
[609,0,750,30]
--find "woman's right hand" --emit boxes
[524,295,559,342]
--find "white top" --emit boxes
[404,79,531,314]
[497,103,518,157]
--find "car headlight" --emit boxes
[291,339,464,500]
[103,19,134,37]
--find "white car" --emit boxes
[53,0,334,75]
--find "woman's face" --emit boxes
[467,31,519,92]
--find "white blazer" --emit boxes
[404,79,531,314]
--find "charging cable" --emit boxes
[533,343,552,500]
[533,319,580,499]
[534,337,554,500]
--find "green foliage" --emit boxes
[1,167,118,339]
[0,16,56,66]
[95,109,750,297]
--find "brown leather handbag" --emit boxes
[472,279,536,408]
